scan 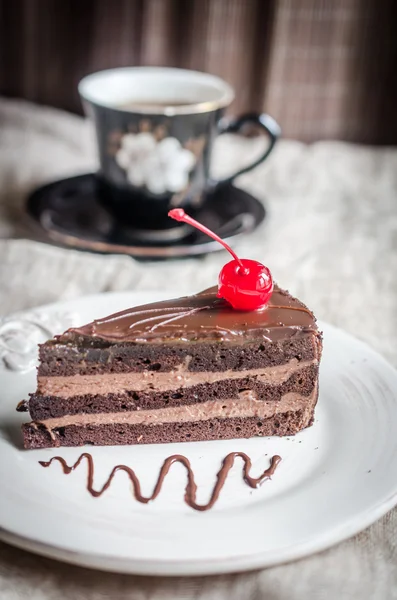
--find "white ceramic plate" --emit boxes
[1,291,397,576]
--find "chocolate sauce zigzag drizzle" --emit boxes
[39,452,281,511]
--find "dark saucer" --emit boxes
[26,174,265,259]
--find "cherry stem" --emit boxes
[168,209,247,273]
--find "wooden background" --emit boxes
[1,0,396,143]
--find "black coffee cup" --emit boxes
[79,67,280,241]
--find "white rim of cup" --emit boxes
[78,66,235,116]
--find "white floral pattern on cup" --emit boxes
[115,132,196,195]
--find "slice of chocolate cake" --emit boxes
[21,286,322,449]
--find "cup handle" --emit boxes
[212,113,281,187]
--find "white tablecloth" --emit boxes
[1,98,397,599]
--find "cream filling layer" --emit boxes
[33,387,318,432]
[37,358,317,398]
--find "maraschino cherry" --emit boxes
[168,208,273,311]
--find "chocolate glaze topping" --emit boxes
[62,286,317,344]
[39,452,281,511]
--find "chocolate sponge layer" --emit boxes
[23,408,317,449]
[28,364,318,420]
[38,335,321,377]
